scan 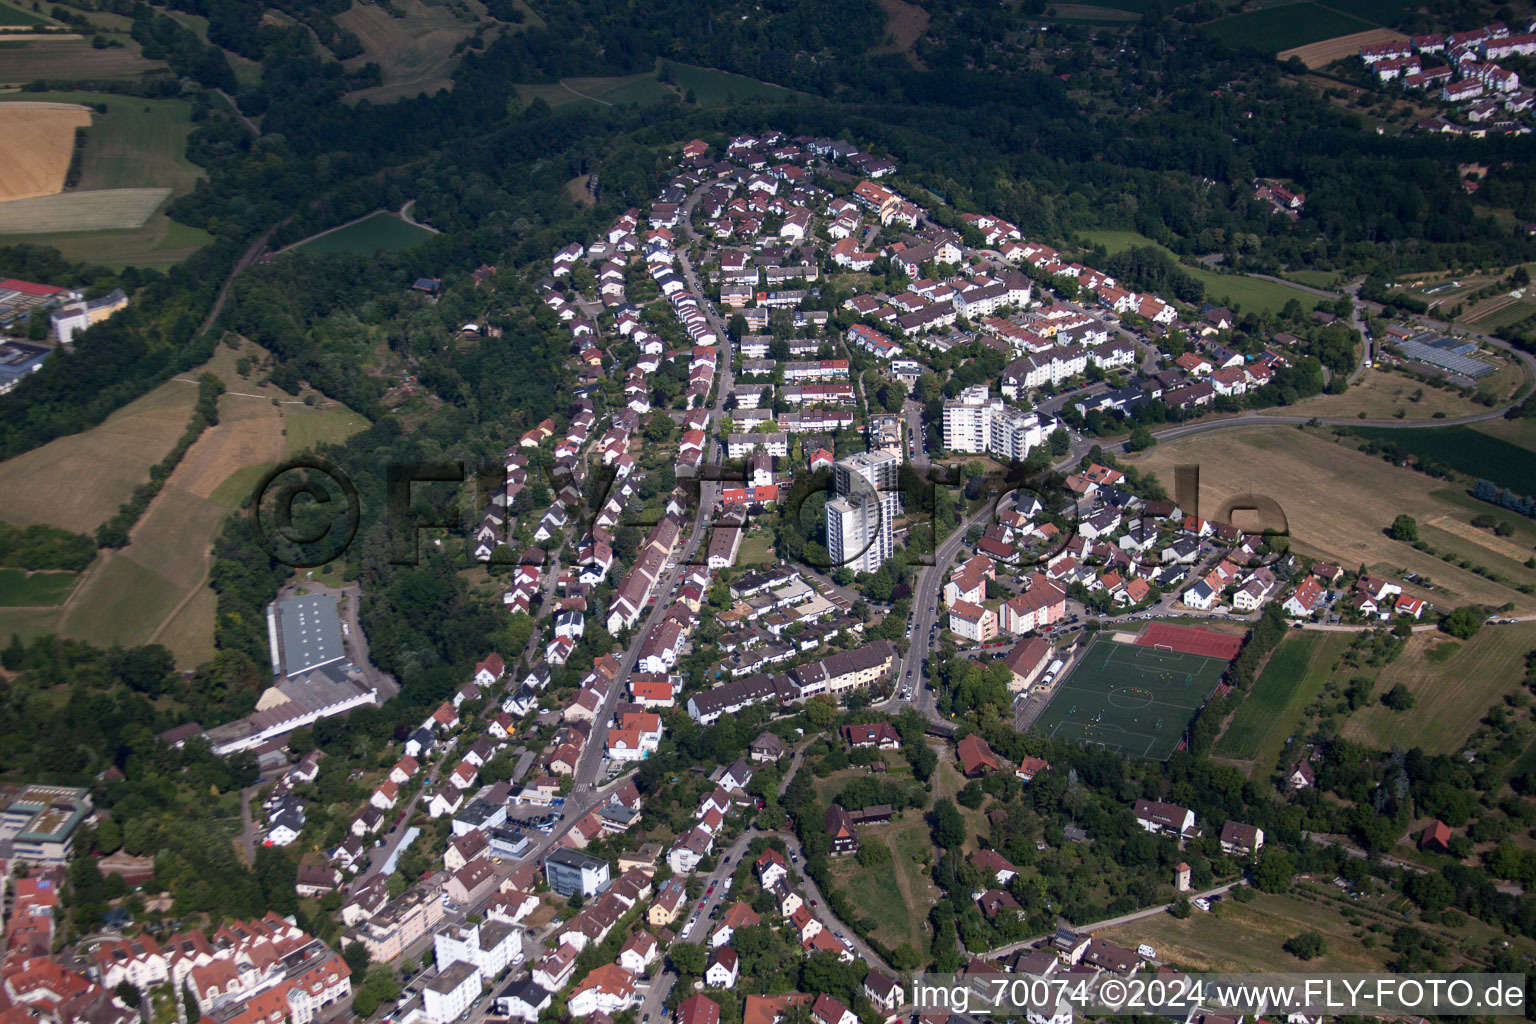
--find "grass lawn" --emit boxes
[1080,229,1176,258]
[1349,425,1536,495]
[1342,623,1536,753]
[1099,888,1406,972]
[1185,266,1325,315]
[932,756,990,851]
[1076,230,1324,313]
[0,568,78,606]
[822,807,940,953]
[1283,269,1340,289]
[1286,367,1513,422]
[736,524,777,568]
[1128,426,1536,613]
[1216,632,1352,765]
[296,211,436,255]
[283,403,370,456]
[1215,632,1322,759]
[1252,632,1354,769]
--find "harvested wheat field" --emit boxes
[0,102,91,202]
[1280,28,1406,68]
[175,396,286,500]
[0,374,199,533]
[0,186,169,233]
[1127,426,1536,613]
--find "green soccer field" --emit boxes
[1030,636,1229,759]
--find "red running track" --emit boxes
[1134,621,1244,661]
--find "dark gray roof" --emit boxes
[275,593,345,677]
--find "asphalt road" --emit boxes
[568,180,735,808]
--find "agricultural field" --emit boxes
[1041,4,1142,21]
[1348,425,1536,494]
[1128,427,1536,613]
[1100,884,1524,972]
[516,64,796,112]
[1200,4,1378,53]
[0,102,91,201]
[0,93,206,263]
[0,219,213,271]
[57,553,184,650]
[1215,632,1321,759]
[670,64,795,105]
[1215,632,1351,765]
[338,0,498,105]
[0,1,53,26]
[1285,365,1518,422]
[53,93,206,195]
[0,36,164,84]
[1342,623,1536,753]
[0,568,78,607]
[0,370,201,533]
[295,211,436,255]
[1461,295,1536,332]
[0,186,169,233]
[0,606,61,645]
[0,339,365,666]
[1278,27,1406,68]
[1471,415,1536,454]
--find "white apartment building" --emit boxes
[826,451,901,574]
[424,961,482,1024]
[434,920,523,978]
[826,495,889,575]
[943,384,994,452]
[943,384,1046,460]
